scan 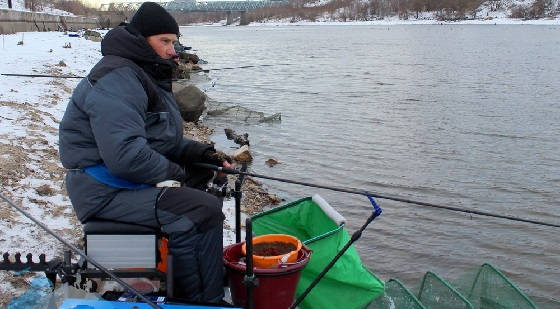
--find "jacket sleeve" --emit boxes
[82,67,184,184]
[175,137,214,166]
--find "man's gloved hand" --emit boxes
[201,149,222,166]
[181,141,232,167]
[180,143,234,190]
[201,149,232,166]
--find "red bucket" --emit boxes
[223,242,312,309]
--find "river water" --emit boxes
[179,24,560,304]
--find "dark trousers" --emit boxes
[93,186,225,303]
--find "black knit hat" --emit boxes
[128,2,179,37]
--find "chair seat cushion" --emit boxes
[84,219,160,234]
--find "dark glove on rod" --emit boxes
[201,149,232,166]
[201,149,222,166]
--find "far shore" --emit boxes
[181,16,560,27]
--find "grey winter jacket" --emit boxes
[59,26,206,222]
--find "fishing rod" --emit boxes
[1,64,294,79]
[1,73,82,79]
[199,63,293,73]
[194,163,560,228]
[0,193,162,309]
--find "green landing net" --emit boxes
[418,271,474,309]
[367,279,425,309]
[251,196,385,309]
[453,263,537,309]
[369,263,537,309]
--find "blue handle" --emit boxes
[367,195,383,219]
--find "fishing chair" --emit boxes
[79,184,229,299]
[80,219,174,298]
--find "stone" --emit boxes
[268,194,282,205]
[224,128,250,146]
[172,82,207,122]
[85,35,102,42]
[233,145,252,163]
[84,30,102,42]
[83,30,101,38]
[265,158,280,167]
[35,184,55,196]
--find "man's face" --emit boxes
[146,33,178,60]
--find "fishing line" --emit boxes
[210,83,320,95]
[194,163,560,228]
[201,63,293,73]
[1,64,294,79]
[0,193,162,309]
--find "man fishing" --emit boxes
[58,2,230,303]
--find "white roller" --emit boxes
[312,194,346,226]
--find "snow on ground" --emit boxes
[1,0,74,15]
[304,0,333,8]
[0,30,239,305]
[0,0,25,11]
[0,31,102,305]
[251,0,560,25]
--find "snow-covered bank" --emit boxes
[0,5,76,17]
[190,15,560,27]
[0,31,239,306]
[0,31,96,305]
[246,16,560,26]
[0,0,74,16]
[244,0,560,26]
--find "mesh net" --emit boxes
[418,271,474,309]
[369,264,537,309]
[206,101,281,124]
[367,279,425,309]
[453,263,537,309]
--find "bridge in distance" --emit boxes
[101,0,288,24]
[101,0,287,12]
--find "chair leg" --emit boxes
[166,254,174,298]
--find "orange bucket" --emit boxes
[242,234,302,268]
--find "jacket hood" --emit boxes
[101,26,176,89]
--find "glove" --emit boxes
[201,149,231,167]
[183,148,232,190]
[180,141,232,168]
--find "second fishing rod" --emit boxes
[0,63,293,79]
[194,163,560,229]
